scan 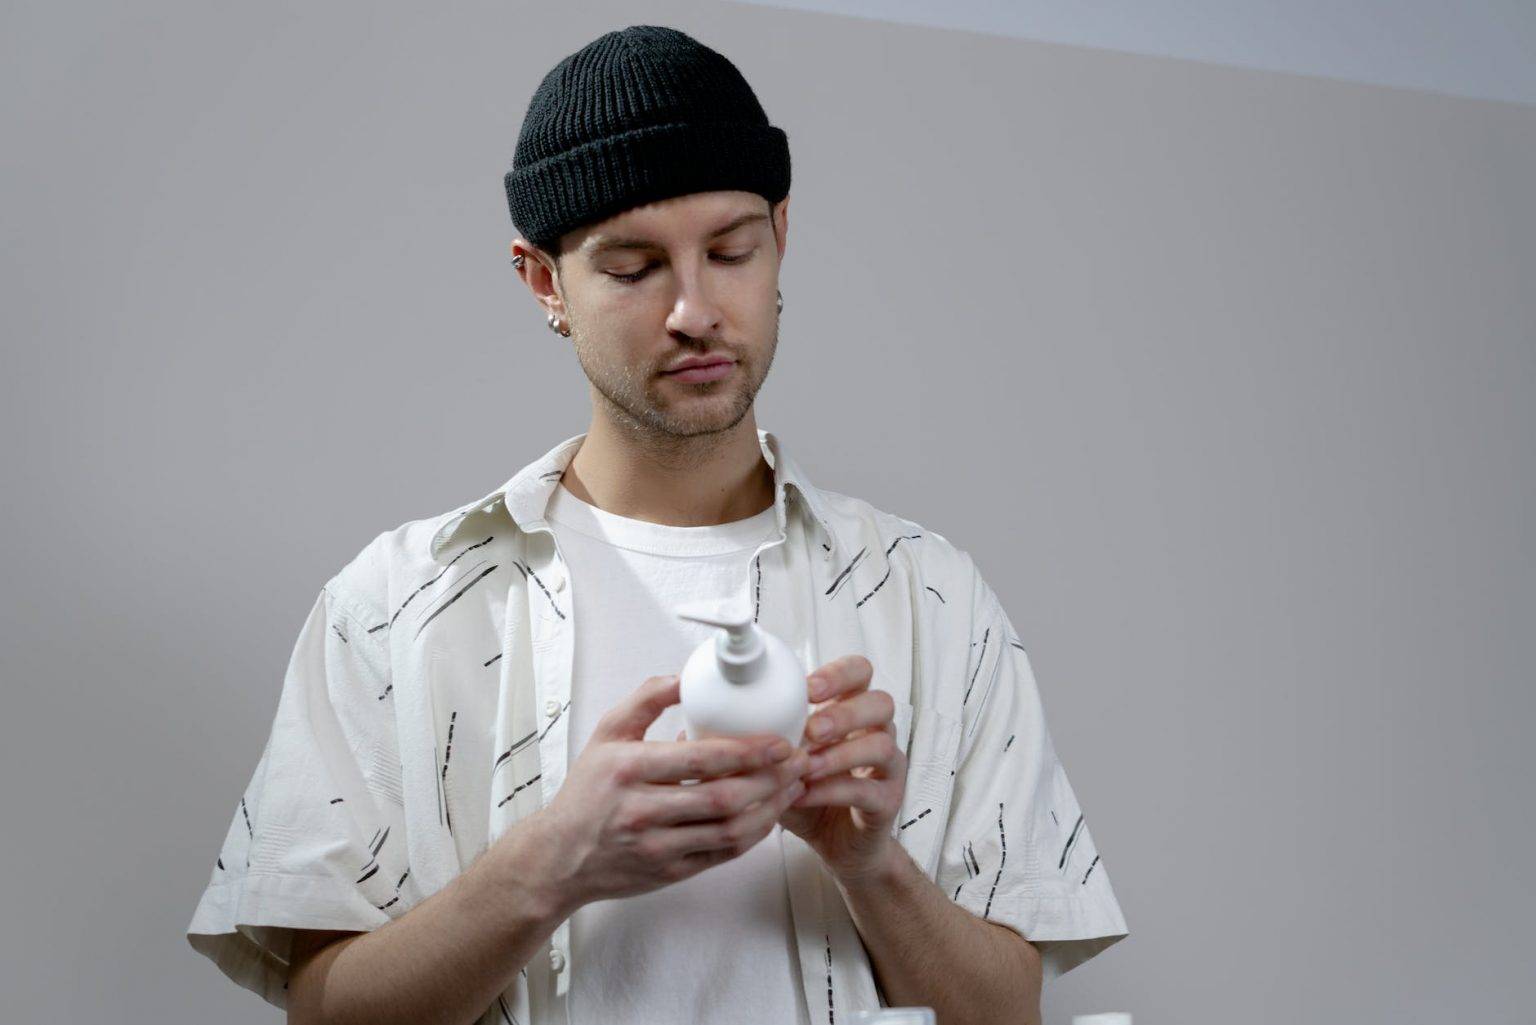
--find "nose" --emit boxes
[664,259,725,340]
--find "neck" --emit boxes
[559,413,776,528]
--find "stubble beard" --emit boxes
[574,314,780,442]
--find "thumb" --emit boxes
[591,674,681,742]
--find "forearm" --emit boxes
[291,811,576,1025]
[835,842,1042,1025]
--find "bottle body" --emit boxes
[678,625,809,748]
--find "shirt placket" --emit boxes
[524,519,575,1020]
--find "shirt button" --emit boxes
[553,570,567,592]
[549,947,566,973]
[545,699,561,718]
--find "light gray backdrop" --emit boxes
[2,2,1532,1023]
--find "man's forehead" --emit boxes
[578,195,770,255]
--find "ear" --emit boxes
[511,237,566,318]
[771,195,789,262]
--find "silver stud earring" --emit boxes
[776,289,784,313]
[547,312,570,337]
[512,253,525,269]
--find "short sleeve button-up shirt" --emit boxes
[186,427,1129,1023]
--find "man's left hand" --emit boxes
[777,654,907,885]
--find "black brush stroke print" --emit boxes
[854,534,922,608]
[440,712,457,835]
[391,536,495,627]
[825,934,835,1024]
[497,772,543,809]
[512,559,566,620]
[414,562,498,641]
[492,729,539,777]
[825,547,868,598]
[1059,813,1085,870]
[983,802,1007,920]
[963,627,991,705]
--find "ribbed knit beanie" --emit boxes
[505,25,791,253]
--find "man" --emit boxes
[186,24,1128,1025]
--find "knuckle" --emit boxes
[683,751,708,778]
[705,786,736,817]
[610,758,638,786]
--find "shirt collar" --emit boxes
[428,428,841,562]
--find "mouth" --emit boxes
[661,358,736,383]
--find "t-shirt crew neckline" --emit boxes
[545,482,779,557]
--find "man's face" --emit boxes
[536,190,787,439]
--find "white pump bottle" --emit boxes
[675,598,809,748]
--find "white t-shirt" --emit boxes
[546,481,812,1025]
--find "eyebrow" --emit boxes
[582,211,769,258]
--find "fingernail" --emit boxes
[768,740,792,761]
[807,718,830,740]
[808,675,827,700]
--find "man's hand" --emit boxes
[529,674,811,912]
[776,654,906,885]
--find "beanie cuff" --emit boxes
[506,120,790,249]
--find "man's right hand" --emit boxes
[523,674,809,910]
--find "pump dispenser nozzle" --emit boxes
[675,599,762,683]
[674,598,809,745]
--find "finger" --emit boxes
[644,750,810,826]
[663,776,808,856]
[803,730,901,782]
[591,675,681,743]
[630,735,792,784]
[802,688,896,747]
[667,845,739,881]
[788,775,893,815]
[806,654,874,703]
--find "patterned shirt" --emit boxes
[186,427,1129,1024]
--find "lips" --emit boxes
[661,358,736,383]
[663,357,733,374]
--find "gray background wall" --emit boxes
[2,1,1532,1023]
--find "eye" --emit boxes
[604,250,755,285]
[606,264,652,283]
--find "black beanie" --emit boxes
[505,25,791,253]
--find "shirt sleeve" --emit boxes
[935,566,1129,985]
[185,582,414,1009]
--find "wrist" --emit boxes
[483,810,584,926]
[832,838,909,897]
